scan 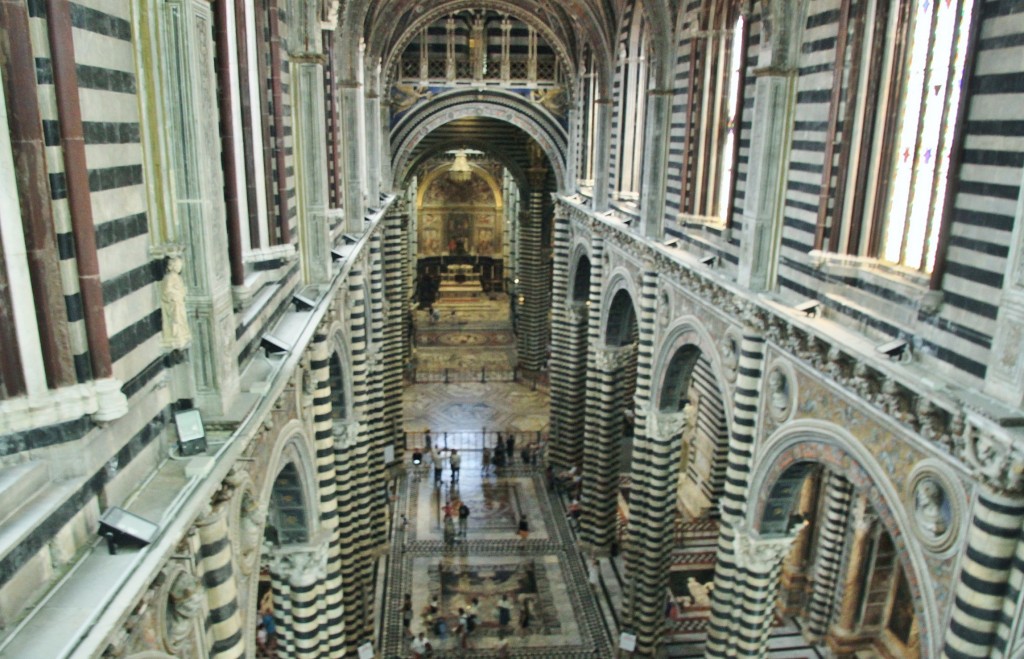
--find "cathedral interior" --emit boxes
[0,0,1023,657]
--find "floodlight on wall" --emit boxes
[292,293,317,311]
[876,338,910,362]
[795,300,821,318]
[261,335,290,357]
[174,408,207,457]
[663,238,679,249]
[700,255,717,268]
[98,507,159,555]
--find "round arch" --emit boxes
[600,271,640,347]
[652,318,731,418]
[326,325,355,422]
[415,162,504,210]
[568,248,592,304]
[749,421,938,654]
[257,421,320,547]
[391,90,569,190]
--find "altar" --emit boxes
[438,264,485,298]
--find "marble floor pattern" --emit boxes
[381,455,612,657]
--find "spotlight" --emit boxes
[663,239,679,248]
[261,335,290,357]
[292,293,317,311]
[412,450,423,465]
[876,338,910,362]
[98,507,159,555]
[700,255,716,268]
[795,300,821,318]
[174,408,207,457]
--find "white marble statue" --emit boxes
[162,255,191,349]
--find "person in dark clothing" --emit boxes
[506,434,516,465]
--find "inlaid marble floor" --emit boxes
[381,454,612,657]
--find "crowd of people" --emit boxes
[406,589,533,658]
[402,429,577,658]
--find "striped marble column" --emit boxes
[196,487,244,659]
[548,207,588,470]
[309,330,346,654]
[336,263,374,653]
[268,545,330,658]
[580,343,633,554]
[620,267,663,646]
[516,163,550,372]
[944,488,1024,658]
[626,407,687,655]
[382,204,407,467]
[706,330,766,657]
[364,231,387,556]
[804,471,853,639]
[729,531,801,657]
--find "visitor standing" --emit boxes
[450,449,461,482]
[517,514,529,546]
[402,593,413,635]
[506,434,516,465]
[497,593,513,635]
[431,446,442,485]
[482,446,492,474]
[458,501,470,537]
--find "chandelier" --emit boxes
[448,150,472,183]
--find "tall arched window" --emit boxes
[813,0,975,275]
[676,2,748,223]
[611,3,648,200]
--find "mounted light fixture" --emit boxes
[448,150,472,183]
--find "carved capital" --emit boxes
[960,425,1024,495]
[594,345,632,372]
[650,410,689,442]
[733,531,798,574]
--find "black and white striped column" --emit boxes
[804,471,853,638]
[580,343,632,553]
[730,531,801,658]
[366,233,389,552]
[267,545,329,658]
[516,164,550,372]
[336,263,374,653]
[706,330,766,657]
[620,266,669,654]
[196,488,244,659]
[309,331,346,654]
[943,488,1024,658]
[383,208,407,464]
[548,207,589,470]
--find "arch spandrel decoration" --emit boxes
[391,90,568,190]
[749,423,941,655]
